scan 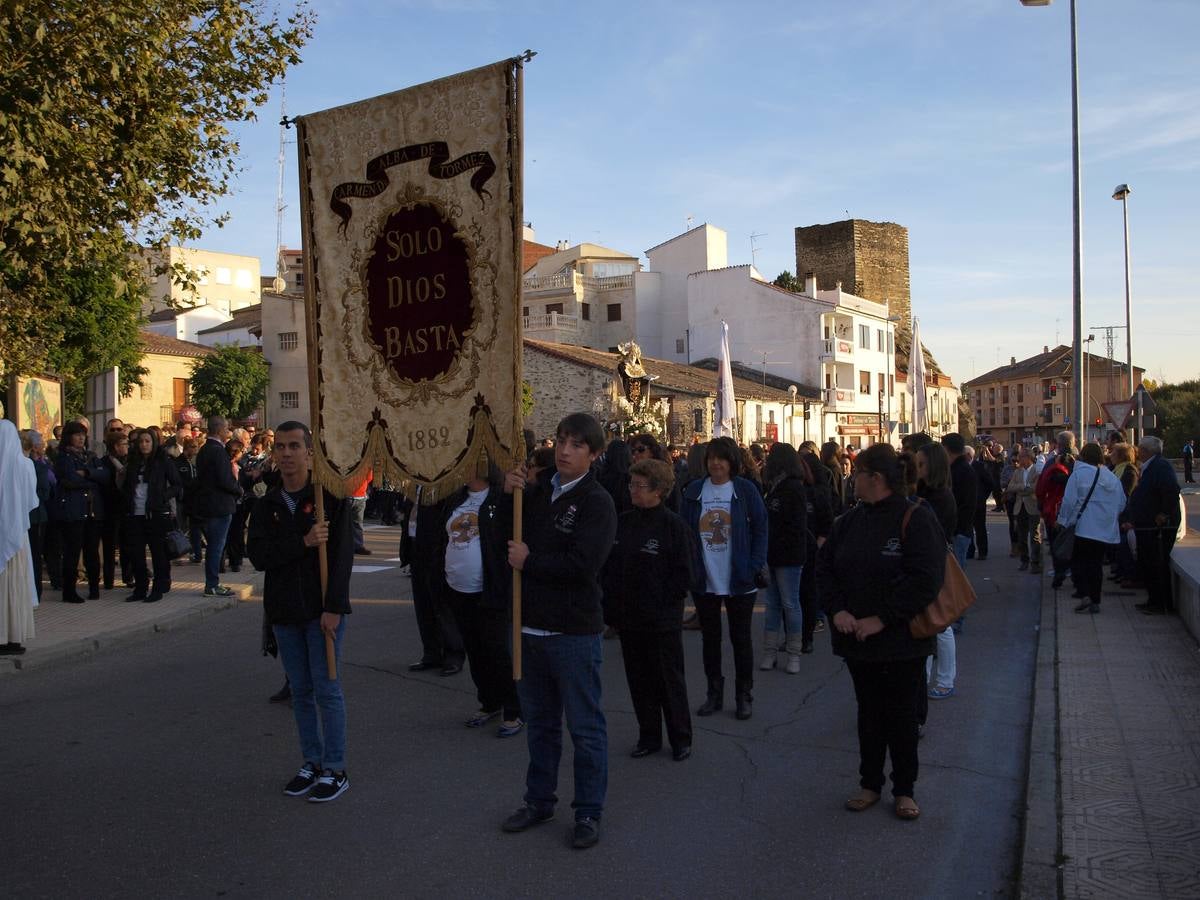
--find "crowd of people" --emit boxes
[2,407,1188,845]
[2,414,278,634]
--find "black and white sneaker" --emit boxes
[283,762,320,796]
[307,769,349,803]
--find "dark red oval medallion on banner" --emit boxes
[364,203,474,382]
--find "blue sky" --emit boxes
[211,0,1200,387]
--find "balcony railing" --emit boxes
[523,273,577,292]
[824,387,854,407]
[523,312,579,332]
[818,337,854,362]
[581,274,632,291]
[522,272,633,293]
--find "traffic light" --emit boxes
[1094,418,1102,426]
[1050,384,1057,397]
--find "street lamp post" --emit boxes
[1113,183,1134,403]
[1022,0,1085,448]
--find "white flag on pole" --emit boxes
[907,317,928,434]
[713,320,737,438]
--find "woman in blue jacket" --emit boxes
[680,437,768,720]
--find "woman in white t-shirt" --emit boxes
[679,438,768,721]
[438,472,522,737]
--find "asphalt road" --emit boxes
[1,521,1038,899]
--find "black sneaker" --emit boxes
[308,769,349,803]
[283,762,319,796]
[572,817,600,849]
[204,585,235,597]
[502,804,554,832]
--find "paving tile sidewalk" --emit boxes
[1023,547,1200,898]
[0,562,260,676]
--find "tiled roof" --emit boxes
[139,330,215,358]
[963,345,1139,388]
[524,339,807,402]
[196,303,262,335]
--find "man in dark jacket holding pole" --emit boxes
[1125,435,1181,615]
[247,421,353,803]
[500,412,617,850]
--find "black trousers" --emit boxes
[619,629,691,751]
[1005,498,1019,548]
[847,657,924,799]
[60,519,101,599]
[410,564,464,665]
[1136,528,1176,610]
[972,505,989,558]
[100,513,130,588]
[125,515,171,598]
[226,504,248,567]
[28,524,44,601]
[43,520,62,589]
[1070,535,1107,604]
[444,588,520,720]
[800,542,819,642]
[694,592,755,691]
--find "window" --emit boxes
[522,306,529,317]
[140,382,153,400]
[768,410,775,424]
[1003,407,1010,425]
[1017,383,1024,403]
[215,267,232,285]
[278,331,298,351]
[878,372,886,395]
[859,370,871,394]
[581,302,590,321]
[607,303,622,322]
[1002,385,1010,403]
[280,391,299,409]
[546,302,564,315]
[676,338,685,354]
[294,272,305,288]
[989,409,996,426]
[888,374,894,396]
[859,324,870,349]
[988,387,995,402]
[876,329,884,352]
[975,390,981,408]
[887,333,894,355]
[235,269,253,289]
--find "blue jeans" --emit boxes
[517,633,607,820]
[952,534,971,568]
[274,617,347,770]
[763,565,804,635]
[202,514,232,590]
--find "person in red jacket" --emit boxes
[1036,431,1076,589]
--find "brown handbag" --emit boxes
[900,502,978,639]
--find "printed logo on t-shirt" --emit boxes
[448,512,478,546]
[700,509,731,550]
[640,538,660,555]
[881,537,902,557]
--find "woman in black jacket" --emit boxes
[602,458,696,760]
[816,443,945,821]
[121,429,182,603]
[53,421,110,603]
[434,469,522,737]
[98,429,131,589]
[759,443,810,671]
[627,433,682,513]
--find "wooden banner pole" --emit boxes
[315,488,337,680]
[511,485,523,681]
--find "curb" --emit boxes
[0,583,255,677]
[1018,569,1062,899]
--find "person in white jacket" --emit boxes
[1057,443,1126,614]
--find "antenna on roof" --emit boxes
[273,80,294,293]
[750,232,767,269]
[685,214,694,232]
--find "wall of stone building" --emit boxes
[794,219,911,323]
[522,347,712,448]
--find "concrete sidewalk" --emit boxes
[1020,529,1200,898]
[0,561,260,675]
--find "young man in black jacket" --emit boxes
[247,421,353,803]
[500,413,617,850]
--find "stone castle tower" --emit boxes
[794,218,936,374]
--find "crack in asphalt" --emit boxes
[759,661,847,741]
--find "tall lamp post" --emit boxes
[1021,0,1085,446]
[1113,184,1134,402]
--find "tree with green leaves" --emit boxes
[0,0,313,377]
[188,344,270,419]
[773,270,799,291]
[1146,380,1200,456]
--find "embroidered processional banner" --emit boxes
[296,58,524,500]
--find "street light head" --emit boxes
[1019,0,1052,6]
[1112,183,1131,200]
